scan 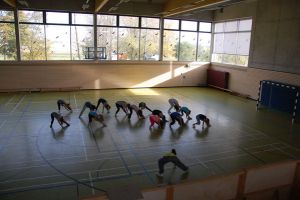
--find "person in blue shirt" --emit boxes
[169,112,184,127]
[156,149,189,177]
[79,101,97,117]
[179,106,192,120]
[193,114,211,128]
[88,111,106,127]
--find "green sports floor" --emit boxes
[0,87,299,200]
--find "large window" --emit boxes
[212,19,252,66]
[97,15,160,61]
[118,28,139,60]
[140,17,160,61]
[71,13,93,60]
[179,31,197,61]
[163,19,211,62]
[0,10,16,60]
[19,10,46,60]
[18,11,94,60]
[0,9,213,62]
[163,30,179,61]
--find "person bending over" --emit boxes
[128,104,145,119]
[57,99,72,112]
[149,114,161,129]
[88,111,106,127]
[115,101,130,116]
[156,149,189,177]
[168,98,180,114]
[193,114,211,128]
[179,106,192,120]
[138,102,152,112]
[152,109,168,123]
[79,101,96,117]
[96,98,111,113]
[169,112,184,127]
[50,112,70,128]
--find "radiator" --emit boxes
[207,69,229,89]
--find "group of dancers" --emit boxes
[50,98,211,129]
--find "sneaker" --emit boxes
[156,173,163,177]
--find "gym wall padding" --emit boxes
[173,173,240,200]
[82,160,300,200]
[142,188,166,200]
[244,161,296,194]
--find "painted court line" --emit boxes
[4,95,16,107]
[89,172,95,195]
[74,94,78,110]
[0,172,132,196]
[0,95,32,153]
[1,138,284,170]
[9,95,26,114]
[0,140,291,173]
[111,123,155,184]
[0,95,26,128]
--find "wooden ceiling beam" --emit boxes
[3,0,16,7]
[163,0,230,17]
[95,0,110,13]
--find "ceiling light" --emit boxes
[82,3,89,10]
[108,7,118,12]
[18,0,29,7]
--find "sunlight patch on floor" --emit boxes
[128,88,160,95]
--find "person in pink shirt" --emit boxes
[149,114,161,129]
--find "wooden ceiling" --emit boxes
[1,0,246,19]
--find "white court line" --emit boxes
[9,95,26,114]
[2,144,294,184]
[74,94,78,110]
[0,165,128,184]
[0,172,131,194]
[3,95,16,107]
[75,92,88,162]
[0,95,26,129]
[1,148,277,187]
[89,172,95,195]
[271,145,298,159]
[2,139,298,173]
[0,120,7,129]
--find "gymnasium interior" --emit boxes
[0,0,300,199]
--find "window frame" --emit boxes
[212,18,252,67]
[0,8,213,63]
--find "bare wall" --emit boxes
[210,64,300,99]
[0,61,209,91]
[214,0,300,74]
[212,0,300,99]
